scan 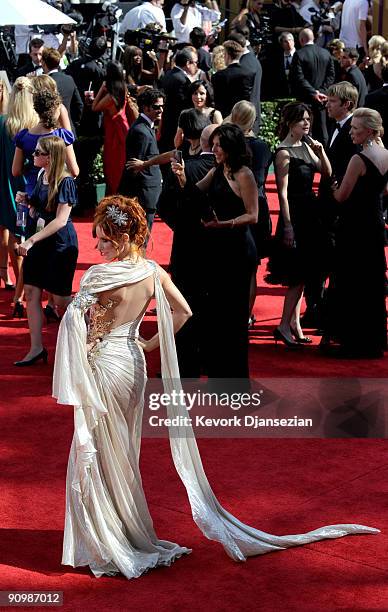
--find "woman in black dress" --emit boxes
[173,124,258,383]
[266,102,332,347]
[328,108,388,358]
[15,136,78,366]
[230,100,272,324]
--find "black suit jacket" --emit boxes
[319,115,360,225]
[119,115,162,210]
[269,51,293,98]
[326,115,359,184]
[345,65,368,107]
[240,50,262,128]
[49,71,83,136]
[365,86,388,147]
[159,67,192,151]
[289,44,335,101]
[16,60,42,77]
[212,63,255,119]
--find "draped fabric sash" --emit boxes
[53,259,379,562]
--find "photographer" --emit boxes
[171,0,220,44]
[119,0,167,34]
[66,37,107,136]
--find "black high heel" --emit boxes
[12,301,25,318]
[0,267,15,290]
[44,304,61,323]
[14,348,48,367]
[273,327,303,349]
[290,326,312,344]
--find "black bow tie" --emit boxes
[335,122,342,131]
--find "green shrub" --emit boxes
[91,147,105,184]
[259,99,295,151]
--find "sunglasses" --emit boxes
[33,149,49,157]
[151,104,164,110]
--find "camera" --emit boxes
[124,26,176,53]
[246,13,272,59]
[309,2,335,33]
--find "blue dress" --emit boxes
[0,115,26,235]
[14,128,74,196]
[23,176,78,296]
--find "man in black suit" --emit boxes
[341,47,368,107]
[212,40,255,119]
[270,31,296,98]
[66,36,107,137]
[190,27,212,74]
[365,64,388,147]
[228,30,262,129]
[159,47,198,152]
[119,89,165,232]
[41,47,83,136]
[289,28,335,145]
[304,82,359,333]
[16,38,45,77]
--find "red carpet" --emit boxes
[1,178,388,611]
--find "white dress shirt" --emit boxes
[171,3,220,43]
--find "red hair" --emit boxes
[93,195,148,250]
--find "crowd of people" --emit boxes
[0,0,386,583]
[0,0,387,375]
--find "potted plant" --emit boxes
[91,147,106,202]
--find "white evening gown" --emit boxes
[53,259,379,579]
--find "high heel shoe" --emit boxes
[290,326,312,344]
[273,327,303,349]
[0,267,15,290]
[44,304,61,323]
[14,348,48,367]
[12,301,25,318]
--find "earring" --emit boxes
[366,138,373,147]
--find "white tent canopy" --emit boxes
[0,0,76,26]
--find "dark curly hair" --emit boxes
[209,123,251,176]
[93,195,149,251]
[33,89,61,130]
[278,102,313,140]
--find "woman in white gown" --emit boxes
[53,195,378,579]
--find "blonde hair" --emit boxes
[0,78,9,115]
[212,45,226,72]
[381,41,388,63]
[327,81,359,111]
[5,77,38,138]
[37,136,70,212]
[32,74,59,96]
[353,107,384,138]
[231,100,256,134]
[368,35,386,62]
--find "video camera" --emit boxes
[124,26,176,53]
[246,13,272,59]
[308,1,335,34]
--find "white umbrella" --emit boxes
[0,0,76,26]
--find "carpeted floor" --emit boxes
[1,178,387,611]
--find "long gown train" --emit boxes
[53,259,379,578]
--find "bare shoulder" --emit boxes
[235,166,255,183]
